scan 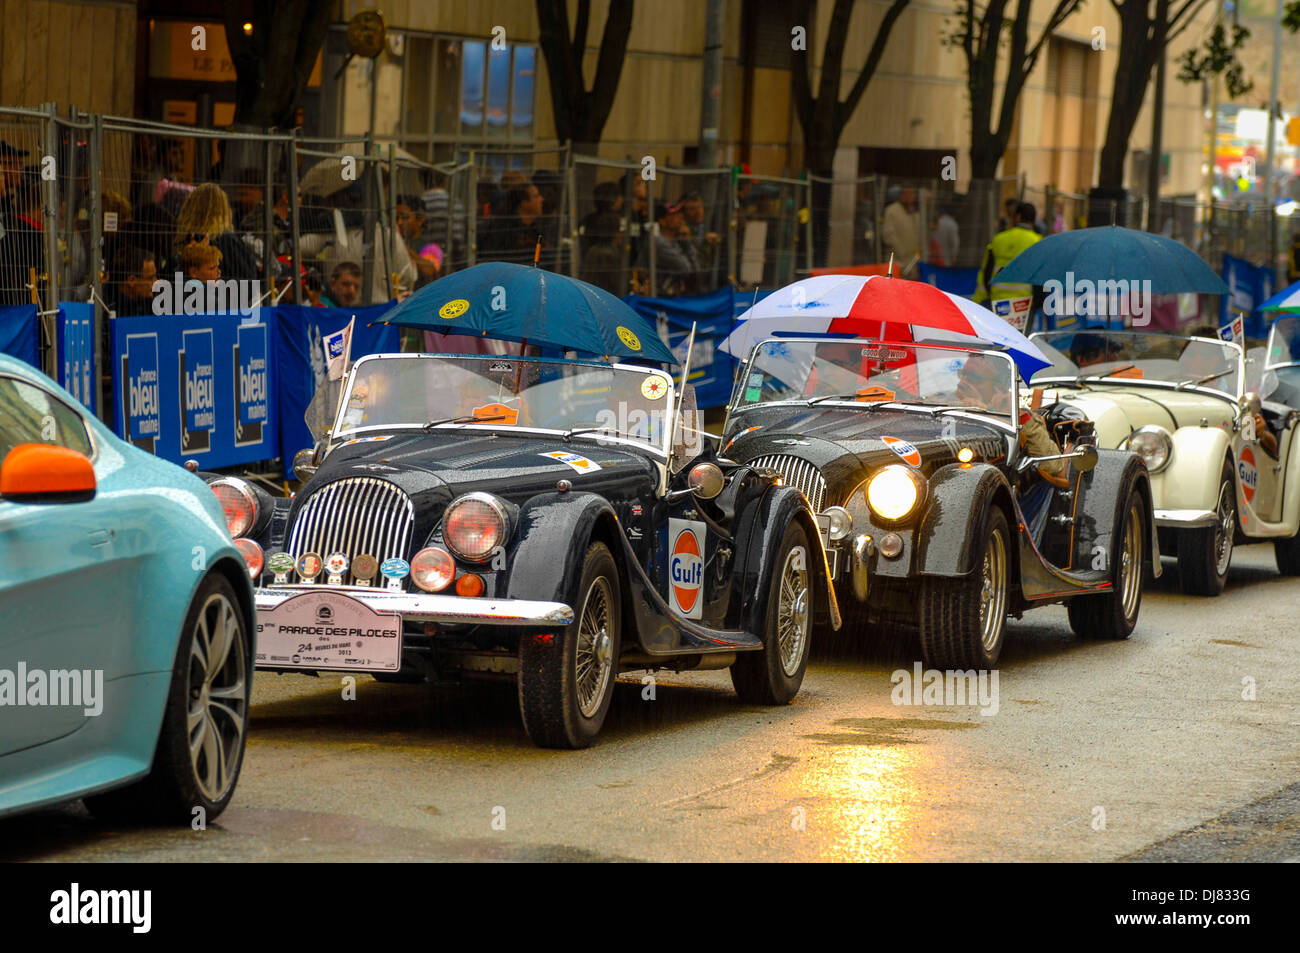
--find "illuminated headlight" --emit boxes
[823,505,853,541]
[233,538,263,578]
[410,547,455,592]
[210,478,258,538]
[866,465,923,523]
[1124,426,1172,473]
[443,492,510,563]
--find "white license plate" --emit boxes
[816,513,832,545]
[256,589,402,672]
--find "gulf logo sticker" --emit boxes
[882,435,922,467]
[539,450,602,473]
[1239,447,1257,504]
[668,519,704,619]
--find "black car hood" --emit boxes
[726,405,1008,496]
[286,429,660,553]
[311,429,659,500]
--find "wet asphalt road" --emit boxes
[3,544,1298,863]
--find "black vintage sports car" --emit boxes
[722,337,1161,668]
[206,352,838,748]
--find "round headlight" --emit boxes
[866,465,922,522]
[233,538,264,579]
[410,547,455,592]
[1125,426,1172,473]
[210,478,258,538]
[443,493,509,562]
[823,505,853,541]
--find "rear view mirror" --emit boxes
[0,444,96,503]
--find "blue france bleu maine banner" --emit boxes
[917,263,980,300]
[112,310,276,466]
[1221,254,1276,339]
[624,286,740,408]
[0,304,38,367]
[57,302,97,416]
[275,303,399,477]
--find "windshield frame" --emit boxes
[331,352,679,458]
[729,335,1020,435]
[1028,330,1245,403]
[1265,315,1300,370]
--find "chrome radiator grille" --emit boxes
[749,454,828,513]
[286,477,415,580]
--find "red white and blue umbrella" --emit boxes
[722,274,1051,377]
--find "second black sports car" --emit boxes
[722,337,1161,668]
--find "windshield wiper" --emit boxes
[559,425,615,442]
[423,413,507,431]
[1075,363,1137,387]
[925,404,1013,419]
[1174,368,1233,391]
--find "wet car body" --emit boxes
[722,337,1161,668]
[216,352,838,747]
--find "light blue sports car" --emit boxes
[0,354,254,823]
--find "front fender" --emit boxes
[1152,425,1232,511]
[734,485,841,633]
[915,463,1014,576]
[503,491,615,606]
[1073,449,1160,576]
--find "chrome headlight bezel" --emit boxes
[1124,425,1173,473]
[209,476,260,539]
[822,505,853,541]
[864,465,926,525]
[442,492,512,563]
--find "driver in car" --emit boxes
[955,354,1067,481]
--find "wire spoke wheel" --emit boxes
[776,545,810,677]
[1214,479,1235,577]
[187,592,247,803]
[978,528,1008,653]
[574,576,615,719]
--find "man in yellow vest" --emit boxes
[974,201,1041,331]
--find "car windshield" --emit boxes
[738,339,1017,418]
[1266,315,1300,368]
[335,354,680,450]
[1030,330,1240,396]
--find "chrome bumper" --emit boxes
[1154,508,1219,529]
[253,586,575,627]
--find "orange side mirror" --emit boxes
[0,443,97,503]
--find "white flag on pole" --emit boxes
[324,316,354,381]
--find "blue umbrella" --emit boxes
[377,261,678,364]
[1260,279,1300,312]
[994,226,1228,295]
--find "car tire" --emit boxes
[1274,533,1300,575]
[517,541,621,749]
[86,573,251,825]
[918,507,1009,669]
[1179,461,1234,596]
[731,520,813,705]
[1067,491,1145,640]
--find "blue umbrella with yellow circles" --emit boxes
[376,261,679,364]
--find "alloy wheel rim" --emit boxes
[575,576,615,718]
[187,593,247,803]
[1214,480,1234,576]
[978,529,1007,653]
[777,545,810,677]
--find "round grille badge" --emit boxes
[352,554,379,580]
[325,553,350,576]
[297,552,322,579]
[267,552,296,574]
[439,298,469,320]
[380,558,410,579]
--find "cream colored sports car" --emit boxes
[1028,327,1300,595]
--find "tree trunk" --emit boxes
[223,0,333,130]
[535,0,634,155]
[1097,1,1160,188]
